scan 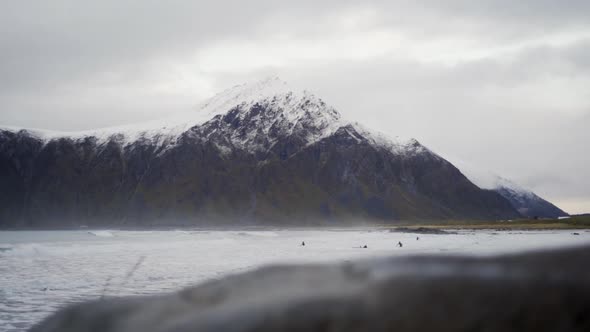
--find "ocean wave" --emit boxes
[236,231,279,237]
[0,246,13,253]
[0,244,43,257]
[87,231,115,237]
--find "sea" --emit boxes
[1,228,589,331]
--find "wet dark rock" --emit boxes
[32,246,590,332]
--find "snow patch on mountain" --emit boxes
[0,77,423,158]
[344,122,432,157]
[452,160,530,193]
[194,77,345,154]
[0,112,207,148]
[451,159,568,217]
[200,76,292,118]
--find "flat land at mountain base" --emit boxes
[384,215,590,231]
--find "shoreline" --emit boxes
[1,215,588,232]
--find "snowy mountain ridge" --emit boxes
[452,159,568,218]
[0,77,422,158]
[452,160,532,194]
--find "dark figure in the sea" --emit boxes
[363,245,368,248]
[573,233,580,236]
[398,241,403,248]
[416,237,419,241]
[301,241,306,246]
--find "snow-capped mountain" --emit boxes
[0,78,528,227]
[1,77,425,158]
[454,160,568,218]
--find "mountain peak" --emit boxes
[187,77,350,155]
[1,78,417,159]
[199,77,293,116]
[451,159,569,218]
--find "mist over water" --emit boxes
[1,228,589,331]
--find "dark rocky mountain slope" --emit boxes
[0,78,525,227]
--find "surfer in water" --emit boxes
[301,241,305,246]
[398,241,403,248]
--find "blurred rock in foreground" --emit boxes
[32,246,590,332]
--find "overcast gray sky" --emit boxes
[1,1,589,213]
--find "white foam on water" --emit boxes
[87,230,115,237]
[236,231,279,237]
